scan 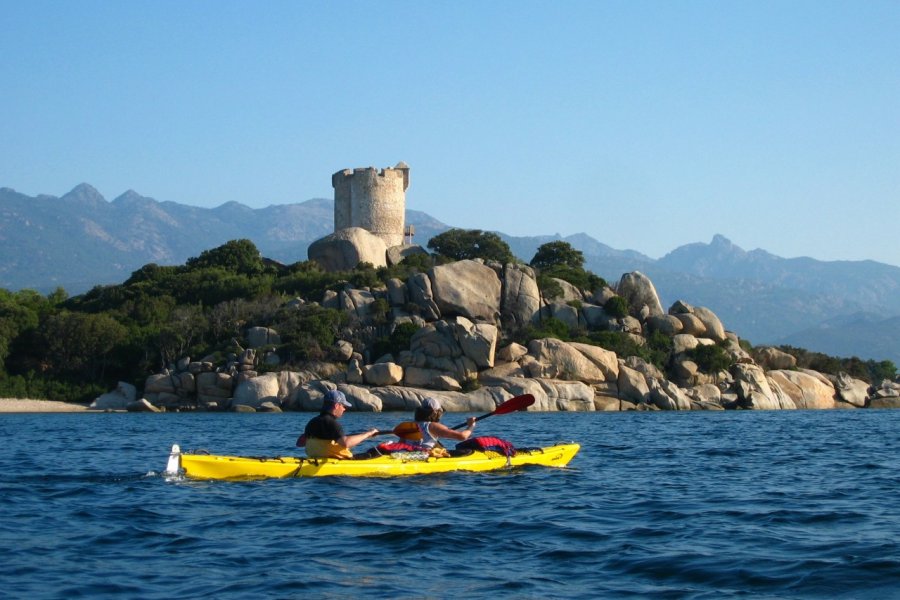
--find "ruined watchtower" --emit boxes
[332,162,409,248]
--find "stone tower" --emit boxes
[331,162,409,248]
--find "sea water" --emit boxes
[0,409,898,599]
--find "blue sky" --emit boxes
[2,1,898,266]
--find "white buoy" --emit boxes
[165,444,182,476]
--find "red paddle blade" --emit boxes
[450,393,537,430]
[492,393,535,415]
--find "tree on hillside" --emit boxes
[427,229,515,264]
[530,240,585,270]
[186,239,264,275]
[34,311,128,382]
[529,240,606,293]
[0,290,47,375]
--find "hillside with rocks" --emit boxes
[3,184,900,363]
[93,260,900,414]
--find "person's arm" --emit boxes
[429,417,476,441]
[338,428,380,450]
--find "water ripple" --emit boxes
[1,410,899,598]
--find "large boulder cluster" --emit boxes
[96,260,900,412]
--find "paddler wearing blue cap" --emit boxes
[302,390,379,459]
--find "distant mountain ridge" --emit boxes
[2,184,899,365]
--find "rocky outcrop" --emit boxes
[617,365,651,405]
[91,381,136,410]
[500,263,541,330]
[833,373,869,407]
[527,338,608,383]
[869,396,900,408]
[246,327,280,348]
[540,302,581,330]
[339,288,377,323]
[430,260,501,323]
[756,347,797,370]
[768,370,836,409]
[363,362,404,386]
[308,227,388,271]
[732,364,796,410]
[407,272,441,321]
[130,263,896,414]
[386,244,428,266]
[648,378,693,410]
[617,271,664,319]
[691,306,727,342]
[233,373,281,409]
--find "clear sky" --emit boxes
[2,1,898,266]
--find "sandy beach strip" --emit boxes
[0,398,91,413]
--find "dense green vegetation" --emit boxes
[529,241,607,298]
[775,345,897,383]
[0,234,894,403]
[0,240,428,401]
[427,229,515,264]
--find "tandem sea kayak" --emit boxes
[165,443,580,481]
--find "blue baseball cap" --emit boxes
[323,389,352,408]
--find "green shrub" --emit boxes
[529,241,606,291]
[349,263,381,289]
[867,360,897,382]
[522,317,571,343]
[777,345,893,383]
[461,376,481,392]
[390,321,420,354]
[370,320,421,359]
[586,330,642,357]
[687,343,733,374]
[185,239,265,276]
[537,276,564,300]
[400,252,434,271]
[272,304,347,364]
[369,298,391,325]
[603,296,628,318]
[581,330,670,371]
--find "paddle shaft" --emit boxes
[298,394,535,446]
[449,393,535,430]
[296,429,393,447]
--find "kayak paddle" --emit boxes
[297,393,536,446]
[296,429,395,448]
[390,393,537,440]
[449,393,536,430]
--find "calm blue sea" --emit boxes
[1,409,898,599]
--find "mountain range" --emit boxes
[2,184,899,365]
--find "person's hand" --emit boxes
[466,417,476,429]
[368,428,380,438]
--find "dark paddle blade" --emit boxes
[450,393,535,430]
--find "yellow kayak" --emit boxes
[165,443,580,481]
